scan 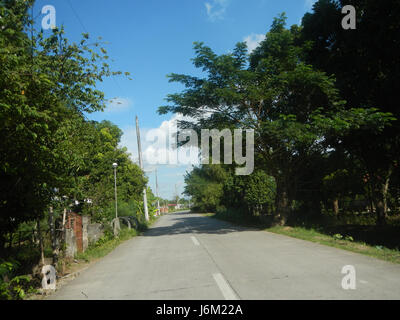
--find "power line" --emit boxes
[65,0,129,109]
[66,0,88,34]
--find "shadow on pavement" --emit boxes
[143,212,253,237]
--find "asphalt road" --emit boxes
[49,212,400,300]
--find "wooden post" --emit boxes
[62,208,66,231]
[37,219,45,266]
[48,206,58,267]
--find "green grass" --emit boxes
[76,216,159,263]
[266,225,400,264]
[208,212,400,264]
[76,228,138,262]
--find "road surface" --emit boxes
[49,212,400,300]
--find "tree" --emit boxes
[63,119,147,221]
[160,13,393,226]
[243,170,276,216]
[184,165,227,212]
[0,0,126,249]
[301,0,400,224]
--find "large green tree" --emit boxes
[160,14,391,225]
[301,0,400,224]
[0,0,126,248]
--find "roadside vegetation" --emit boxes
[76,214,158,263]
[207,211,400,264]
[162,0,400,261]
[0,0,166,300]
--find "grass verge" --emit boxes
[75,228,139,262]
[76,216,159,263]
[207,212,400,264]
[266,225,400,264]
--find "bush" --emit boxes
[0,260,37,300]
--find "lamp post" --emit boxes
[112,162,118,219]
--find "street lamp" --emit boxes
[112,162,118,219]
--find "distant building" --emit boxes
[160,207,168,214]
[168,204,177,210]
[167,203,184,210]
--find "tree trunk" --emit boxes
[333,199,339,215]
[8,233,13,249]
[375,199,386,226]
[274,180,290,226]
[371,165,393,226]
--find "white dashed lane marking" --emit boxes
[212,273,239,300]
[191,236,200,246]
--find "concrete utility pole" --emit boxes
[113,163,118,219]
[155,168,160,215]
[175,183,181,210]
[112,163,120,236]
[136,116,149,222]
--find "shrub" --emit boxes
[0,260,37,300]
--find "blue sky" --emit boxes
[33,0,317,199]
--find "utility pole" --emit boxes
[175,183,180,210]
[112,162,120,236]
[136,116,149,221]
[112,163,118,219]
[155,168,160,215]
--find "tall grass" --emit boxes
[76,228,138,262]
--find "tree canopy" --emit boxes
[0,0,145,249]
[161,3,398,226]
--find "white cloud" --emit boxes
[305,0,318,11]
[143,114,200,167]
[243,33,265,53]
[205,3,213,15]
[119,115,203,199]
[104,97,132,113]
[120,114,200,171]
[204,0,230,21]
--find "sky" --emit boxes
[32,0,317,199]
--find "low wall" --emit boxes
[65,215,104,258]
[87,223,104,245]
[65,228,77,258]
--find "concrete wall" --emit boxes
[65,228,77,258]
[87,223,104,245]
[82,216,90,252]
[65,214,104,257]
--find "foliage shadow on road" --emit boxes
[142,212,254,237]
